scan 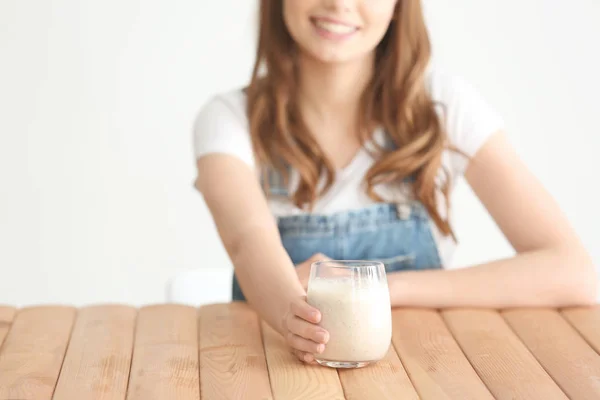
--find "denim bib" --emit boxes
[231,167,442,302]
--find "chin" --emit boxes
[304,45,360,65]
[313,53,350,64]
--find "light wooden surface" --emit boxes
[126,305,200,400]
[391,308,494,400]
[562,307,600,354]
[0,307,15,349]
[337,346,419,400]
[199,303,272,400]
[442,309,567,400]
[0,303,598,400]
[52,305,137,400]
[503,308,600,400]
[262,321,345,400]
[0,306,76,400]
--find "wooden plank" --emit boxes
[199,303,272,400]
[503,308,600,400]
[0,306,16,350]
[126,305,200,400]
[391,309,493,400]
[443,309,567,400]
[261,321,345,400]
[562,306,600,354]
[0,306,76,400]
[338,345,419,400]
[52,305,137,400]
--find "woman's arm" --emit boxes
[195,154,305,331]
[388,132,597,308]
[196,154,328,363]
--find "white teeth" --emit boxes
[314,20,356,35]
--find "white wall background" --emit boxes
[1,0,598,306]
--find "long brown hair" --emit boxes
[246,0,453,237]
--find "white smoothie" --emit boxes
[307,277,392,362]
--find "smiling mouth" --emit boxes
[311,17,359,35]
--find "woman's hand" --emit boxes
[282,296,330,363]
[296,253,330,290]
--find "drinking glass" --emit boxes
[306,260,392,368]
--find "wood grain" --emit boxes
[199,303,272,400]
[443,309,567,400]
[52,305,137,400]
[261,321,345,400]
[126,305,200,400]
[0,306,76,400]
[0,306,16,350]
[562,306,600,354]
[503,308,600,400]
[391,308,494,400]
[338,345,419,400]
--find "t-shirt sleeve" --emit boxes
[192,93,256,169]
[429,71,505,176]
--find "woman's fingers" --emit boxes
[300,278,309,290]
[287,332,325,354]
[293,349,316,364]
[309,253,330,263]
[285,296,328,364]
[291,297,321,324]
[286,316,329,344]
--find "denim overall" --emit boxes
[231,163,443,301]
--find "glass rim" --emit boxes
[311,260,385,269]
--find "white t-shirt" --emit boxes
[193,69,504,267]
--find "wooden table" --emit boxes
[0,304,599,400]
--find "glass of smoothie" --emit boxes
[306,260,392,369]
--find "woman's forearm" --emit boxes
[388,247,597,308]
[230,229,305,335]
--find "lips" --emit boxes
[311,17,359,36]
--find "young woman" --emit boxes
[193,0,596,363]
